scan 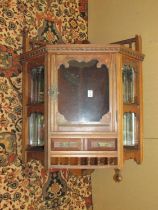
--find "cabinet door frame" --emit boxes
[48,53,117,134]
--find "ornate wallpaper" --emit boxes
[0,1,93,209]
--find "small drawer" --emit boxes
[87,138,117,151]
[51,138,81,151]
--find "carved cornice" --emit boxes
[20,44,144,62]
[20,47,47,62]
[119,46,144,61]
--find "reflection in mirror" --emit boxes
[122,65,136,104]
[30,66,44,103]
[29,113,44,146]
[58,59,109,123]
[123,112,138,146]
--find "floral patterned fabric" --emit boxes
[44,170,92,209]
[0,158,47,210]
[0,0,88,53]
[0,158,92,210]
[0,1,93,209]
[0,74,22,157]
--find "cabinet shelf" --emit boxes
[123,104,139,113]
[27,103,44,115]
[124,145,139,150]
[26,145,44,151]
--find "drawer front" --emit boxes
[51,138,117,151]
[87,138,117,151]
[51,138,81,151]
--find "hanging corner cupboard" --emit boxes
[21,34,144,178]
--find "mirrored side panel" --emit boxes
[30,66,44,104]
[122,65,136,104]
[28,112,44,147]
[123,112,138,147]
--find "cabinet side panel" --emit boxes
[116,53,124,169]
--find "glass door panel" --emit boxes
[58,59,109,123]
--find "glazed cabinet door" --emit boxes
[47,52,120,169]
[49,53,117,133]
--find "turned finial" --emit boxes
[22,27,30,53]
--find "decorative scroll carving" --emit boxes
[57,112,69,124]
[100,112,111,124]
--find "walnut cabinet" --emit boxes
[21,39,144,173]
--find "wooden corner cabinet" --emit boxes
[21,35,144,175]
